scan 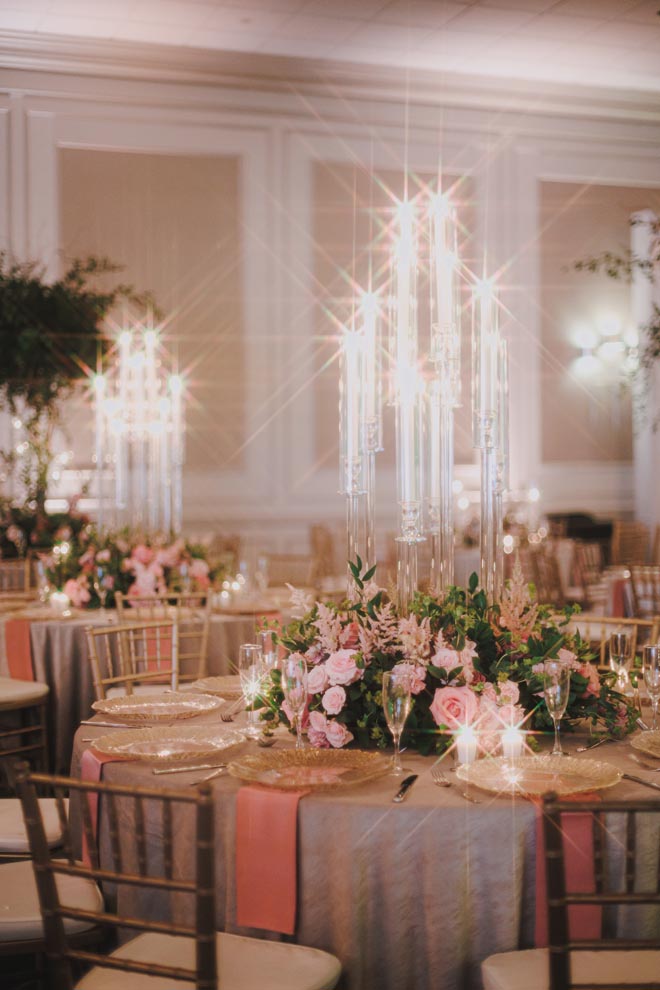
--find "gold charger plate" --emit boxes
[228,748,391,790]
[91,724,246,763]
[91,691,221,722]
[455,755,622,797]
[191,675,242,700]
[631,731,660,759]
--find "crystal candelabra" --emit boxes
[338,184,509,607]
[93,320,185,535]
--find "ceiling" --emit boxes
[2,0,660,94]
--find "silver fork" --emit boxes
[431,765,481,804]
[220,698,245,722]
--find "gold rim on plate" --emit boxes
[191,675,243,699]
[228,748,391,790]
[91,691,221,721]
[91,724,246,762]
[455,755,622,797]
[631,730,660,760]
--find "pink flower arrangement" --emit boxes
[325,649,361,686]
[429,685,479,730]
[63,577,91,608]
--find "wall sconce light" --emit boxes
[570,317,638,382]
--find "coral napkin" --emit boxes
[534,793,602,946]
[235,785,308,935]
[5,618,34,680]
[80,747,123,867]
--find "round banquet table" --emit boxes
[0,608,262,772]
[69,719,660,990]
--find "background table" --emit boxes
[70,722,660,990]
[0,609,260,771]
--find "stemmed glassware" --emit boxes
[238,643,266,739]
[382,669,412,776]
[609,631,633,695]
[642,645,660,731]
[258,629,278,670]
[93,566,109,616]
[280,654,308,750]
[543,660,571,757]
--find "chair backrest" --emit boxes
[611,520,649,567]
[114,592,212,682]
[542,792,660,990]
[309,524,336,582]
[16,765,216,990]
[531,548,565,607]
[85,620,178,700]
[629,566,660,620]
[0,558,30,593]
[565,614,660,668]
[265,554,315,589]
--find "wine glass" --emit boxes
[93,566,109,616]
[642,645,660,731]
[382,669,412,776]
[258,629,278,670]
[280,654,308,750]
[543,660,571,757]
[238,643,265,739]
[609,630,633,694]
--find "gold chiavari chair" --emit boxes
[482,794,660,990]
[628,565,660,619]
[264,554,315,589]
[309,524,336,583]
[531,548,566,607]
[565,614,660,669]
[114,592,211,684]
[0,558,30,593]
[16,765,343,990]
[0,677,50,778]
[611,520,650,567]
[85,620,178,700]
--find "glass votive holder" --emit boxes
[455,726,478,765]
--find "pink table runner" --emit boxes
[80,747,123,867]
[534,795,602,946]
[235,785,308,935]
[5,618,34,680]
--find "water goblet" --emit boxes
[93,566,109,616]
[543,660,571,757]
[382,668,412,776]
[642,645,660,731]
[238,643,265,739]
[609,630,633,695]
[280,654,308,750]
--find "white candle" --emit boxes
[396,364,422,507]
[50,591,70,614]
[432,194,454,336]
[395,200,418,370]
[455,726,478,765]
[339,329,364,494]
[502,726,523,761]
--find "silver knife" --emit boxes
[392,774,418,803]
[153,762,228,775]
[623,772,660,793]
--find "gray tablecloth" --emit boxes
[1,610,258,772]
[69,723,660,990]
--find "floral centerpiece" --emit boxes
[42,528,219,608]
[264,559,637,755]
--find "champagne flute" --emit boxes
[238,643,265,739]
[382,668,412,776]
[609,630,633,695]
[543,660,571,757]
[93,566,109,615]
[258,629,278,670]
[280,654,308,750]
[642,645,660,731]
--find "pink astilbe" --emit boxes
[286,583,314,620]
[313,602,344,653]
[398,614,432,663]
[358,602,400,661]
[498,555,538,644]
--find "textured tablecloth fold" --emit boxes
[235,784,308,934]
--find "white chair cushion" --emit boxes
[0,798,67,853]
[482,946,660,990]
[0,858,103,941]
[77,931,341,990]
[0,676,49,707]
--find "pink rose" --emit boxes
[96,548,111,563]
[307,710,330,748]
[102,575,115,590]
[577,663,601,698]
[190,557,210,589]
[495,703,525,729]
[322,685,346,715]
[429,685,479,729]
[325,649,361,686]
[498,680,520,706]
[63,578,90,608]
[393,662,426,695]
[132,544,154,566]
[307,663,329,695]
[325,719,354,749]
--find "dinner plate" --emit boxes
[91,691,221,722]
[455,755,622,797]
[91,724,246,762]
[190,675,243,700]
[631,730,660,759]
[228,748,391,790]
